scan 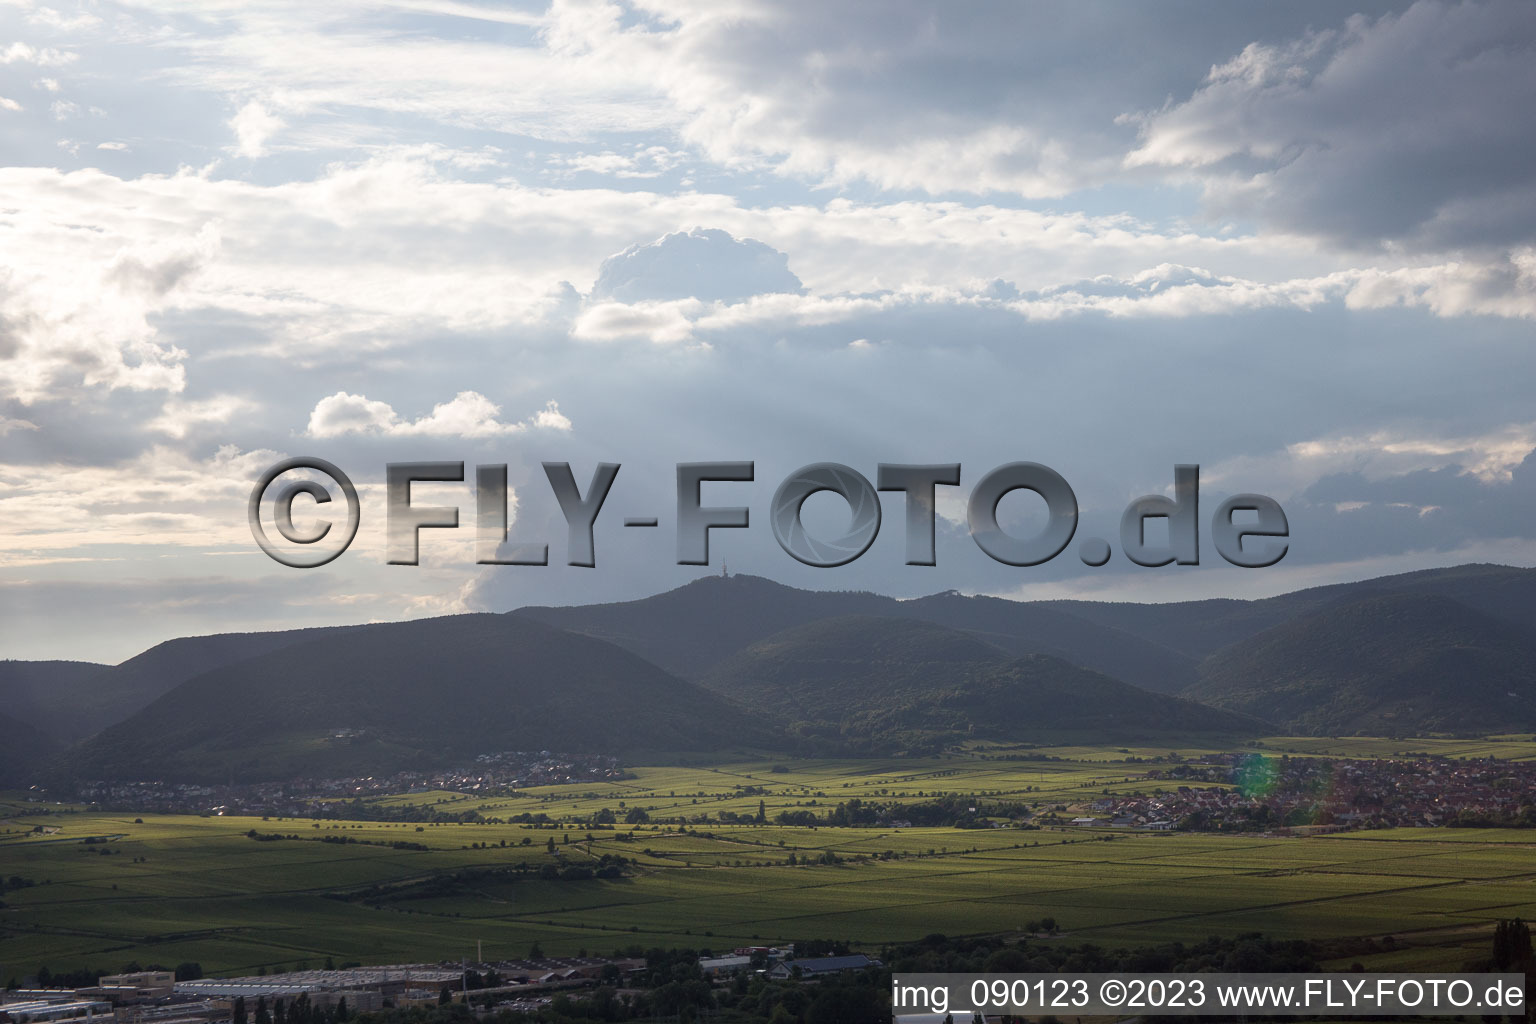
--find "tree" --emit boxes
[806,980,886,1024]
[174,963,202,981]
[625,806,650,825]
[332,998,347,1022]
[1492,918,1532,970]
[756,800,767,824]
[254,997,271,1024]
[233,997,247,1024]
[528,941,544,960]
[546,837,556,854]
[438,986,452,1006]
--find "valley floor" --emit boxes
[2,738,1533,979]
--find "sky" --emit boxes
[1,0,1534,663]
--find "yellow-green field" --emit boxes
[1,740,1531,979]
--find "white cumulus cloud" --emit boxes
[230,100,284,158]
[305,391,572,438]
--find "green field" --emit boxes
[2,739,1532,980]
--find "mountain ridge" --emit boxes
[57,614,775,784]
[700,614,1262,750]
[13,563,1536,785]
[1185,589,1536,735]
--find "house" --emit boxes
[698,956,753,977]
[79,974,175,1005]
[0,1002,114,1024]
[732,947,789,959]
[766,954,881,980]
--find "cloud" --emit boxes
[1274,448,1536,567]
[1340,250,1536,318]
[229,100,284,158]
[526,399,572,430]
[3,0,1536,661]
[305,391,572,438]
[591,228,804,304]
[0,95,20,112]
[0,222,218,404]
[144,0,676,141]
[0,414,38,435]
[147,395,260,440]
[16,3,100,32]
[1127,0,1536,251]
[0,444,277,559]
[568,255,1536,345]
[1198,428,1536,529]
[1287,424,1536,484]
[0,41,75,66]
[115,0,1405,203]
[571,298,703,344]
[550,145,689,178]
[616,1,1134,197]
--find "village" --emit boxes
[1075,753,1536,832]
[53,754,629,819]
[0,950,887,1024]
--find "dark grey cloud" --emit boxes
[453,298,1536,616]
[1130,0,1536,250]
[651,0,1412,197]
[1294,452,1536,558]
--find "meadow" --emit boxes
[1,738,1532,980]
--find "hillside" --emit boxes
[26,563,1536,785]
[0,660,112,743]
[701,615,1006,722]
[889,591,1196,692]
[1045,563,1536,662]
[516,575,892,678]
[0,624,370,746]
[58,615,774,783]
[702,615,1261,750]
[1185,591,1536,735]
[0,709,61,786]
[97,623,369,733]
[521,573,1199,692]
[526,566,1536,696]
